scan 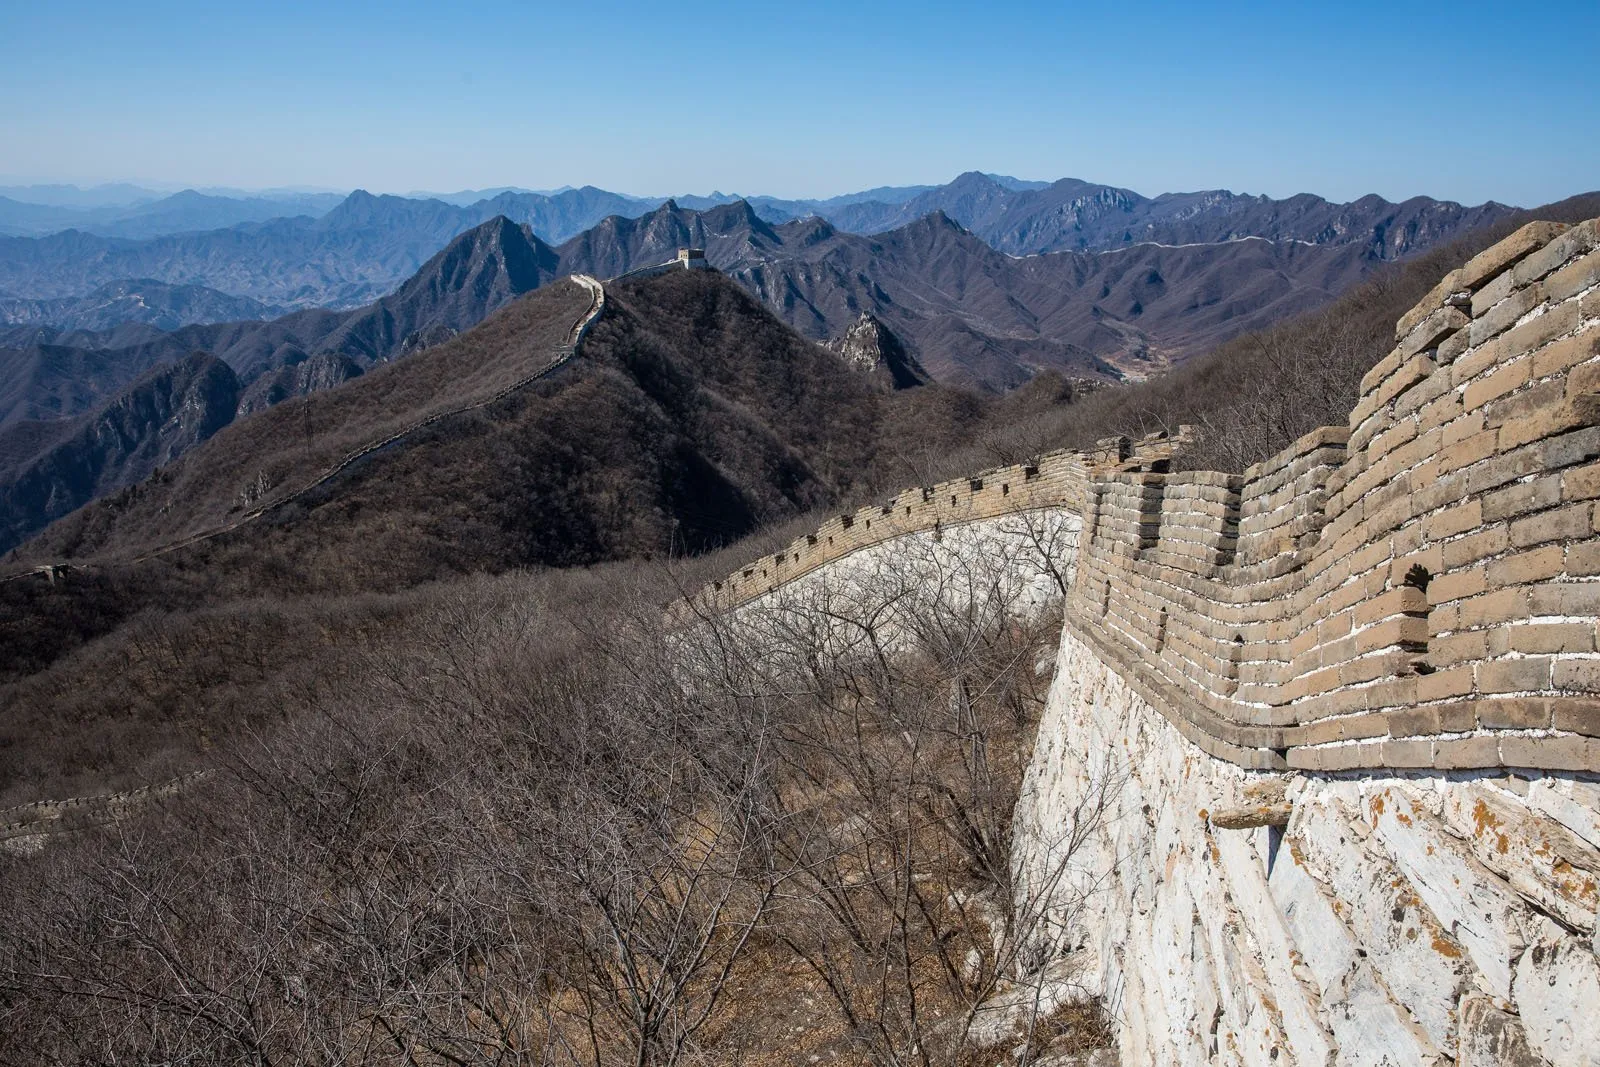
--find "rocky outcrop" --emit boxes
[235,350,363,416]
[824,312,930,389]
[0,352,239,554]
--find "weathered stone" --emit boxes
[1460,221,1572,291]
[1456,994,1544,1067]
[1511,936,1600,1065]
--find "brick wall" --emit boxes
[1069,218,1600,774]
[693,447,1099,613]
[699,217,1600,775]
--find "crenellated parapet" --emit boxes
[694,449,1090,613]
[690,430,1189,615]
[697,217,1600,776]
[1070,218,1600,773]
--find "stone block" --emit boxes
[1484,377,1565,432]
[1514,217,1599,289]
[1509,622,1595,655]
[1541,424,1600,470]
[1552,659,1600,693]
[1485,545,1564,587]
[1377,354,1437,408]
[1381,738,1435,767]
[1464,358,1532,412]
[1470,282,1544,347]
[1397,268,1466,340]
[1568,541,1600,576]
[1458,220,1571,291]
[1501,735,1600,773]
[1434,736,1504,771]
[1438,325,1474,364]
[1505,396,1600,454]
[1386,706,1443,736]
[1478,657,1553,694]
[1471,267,1520,319]
[1528,581,1600,616]
[1427,668,1472,710]
[1483,475,1561,522]
[1510,502,1592,547]
[1530,322,1600,380]
[1544,242,1600,304]
[1503,300,1581,360]
[1402,306,1470,359]
[1551,699,1600,736]
[1439,429,1500,475]
[1443,527,1509,571]
[1477,697,1553,729]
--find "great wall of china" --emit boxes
[700,219,1600,1065]
[6,220,1600,1062]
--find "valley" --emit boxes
[2,168,1597,1067]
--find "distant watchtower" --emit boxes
[677,248,709,269]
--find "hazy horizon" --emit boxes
[4,0,1597,208]
[0,172,1554,211]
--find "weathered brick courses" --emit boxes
[700,218,1600,774]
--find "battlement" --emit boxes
[1072,218,1600,774]
[697,218,1600,775]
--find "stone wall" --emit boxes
[703,219,1600,777]
[697,218,1600,1064]
[693,442,1165,614]
[1069,219,1600,776]
[1016,630,1599,1067]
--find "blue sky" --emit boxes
[2,0,1596,206]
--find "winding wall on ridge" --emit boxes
[689,217,1600,1066]
[702,218,1600,778]
[700,217,1600,1066]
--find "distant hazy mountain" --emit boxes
[824,171,1515,257]
[0,183,161,209]
[0,187,655,305]
[0,189,346,238]
[0,214,560,429]
[0,279,284,332]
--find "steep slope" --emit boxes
[16,272,879,589]
[0,215,559,429]
[561,203,1373,387]
[823,171,1516,257]
[556,200,786,278]
[300,216,560,365]
[0,279,285,331]
[824,313,929,389]
[0,354,239,554]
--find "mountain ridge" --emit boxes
[0,175,1518,315]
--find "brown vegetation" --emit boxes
[0,533,1110,1066]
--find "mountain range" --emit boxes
[0,174,1514,315]
[0,279,285,333]
[9,272,884,579]
[0,173,1556,556]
